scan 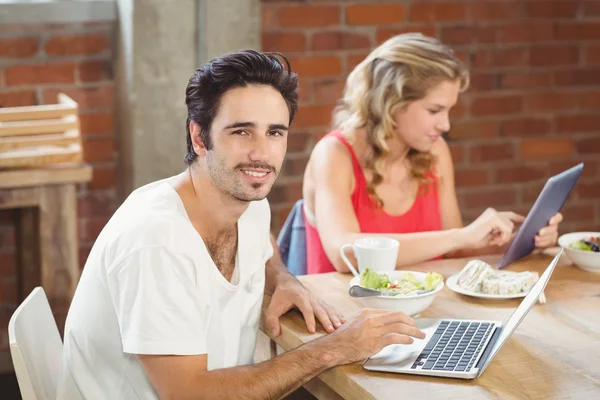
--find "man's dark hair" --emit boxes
[184,49,299,164]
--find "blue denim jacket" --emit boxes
[276,199,307,276]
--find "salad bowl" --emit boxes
[558,232,600,273]
[348,269,444,316]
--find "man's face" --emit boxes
[199,84,289,202]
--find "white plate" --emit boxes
[446,274,527,300]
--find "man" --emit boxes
[57,50,425,400]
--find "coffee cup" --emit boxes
[340,237,399,277]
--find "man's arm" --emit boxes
[139,308,425,400]
[139,338,338,400]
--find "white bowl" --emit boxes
[349,270,444,316]
[558,232,600,273]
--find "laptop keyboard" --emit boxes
[411,320,494,372]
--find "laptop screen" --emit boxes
[478,249,563,375]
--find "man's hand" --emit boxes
[265,274,345,337]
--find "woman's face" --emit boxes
[392,79,461,153]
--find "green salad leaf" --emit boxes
[359,268,443,295]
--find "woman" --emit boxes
[302,33,562,274]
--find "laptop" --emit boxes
[363,248,563,379]
[497,163,583,269]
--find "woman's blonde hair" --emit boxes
[333,33,469,208]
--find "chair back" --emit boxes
[8,287,63,400]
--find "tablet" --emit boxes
[497,162,584,269]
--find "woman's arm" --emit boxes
[436,138,562,257]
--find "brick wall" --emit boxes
[0,22,117,357]
[262,0,600,235]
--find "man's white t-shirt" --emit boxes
[56,176,274,400]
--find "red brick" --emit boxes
[450,98,468,120]
[79,112,115,136]
[293,104,335,128]
[311,31,371,51]
[262,7,278,30]
[529,46,579,67]
[526,1,578,19]
[5,62,75,86]
[495,23,554,44]
[523,92,577,112]
[45,34,108,56]
[89,165,115,190]
[82,138,115,163]
[576,138,600,154]
[500,117,552,137]
[556,114,600,133]
[583,1,600,16]
[345,52,370,73]
[0,37,39,58]
[454,167,488,187]
[262,32,306,53]
[448,142,464,164]
[279,6,340,27]
[499,72,552,89]
[77,192,114,218]
[522,182,548,203]
[410,2,467,22]
[470,143,515,163]
[550,160,599,180]
[472,48,529,69]
[313,79,345,105]
[472,2,527,20]
[283,155,310,177]
[469,73,496,92]
[555,23,600,41]
[347,4,406,25]
[440,25,494,45]
[471,95,522,117]
[578,182,600,199]
[297,79,311,104]
[288,131,310,153]
[450,120,499,139]
[520,139,573,159]
[461,188,517,209]
[85,217,109,242]
[268,181,303,203]
[78,60,112,82]
[555,68,600,86]
[580,91,600,109]
[561,204,596,223]
[43,86,113,110]
[583,44,600,65]
[495,165,547,184]
[0,90,36,107]
[288,56,341,77]
[376,26,437,44]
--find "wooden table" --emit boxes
[0,163,91,307]
[258,249,600,399]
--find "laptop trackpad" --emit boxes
[366,319,439,369]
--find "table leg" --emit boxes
[14,207,41,301]
[39,184,80,332]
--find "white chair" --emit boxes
[8,287,63,400]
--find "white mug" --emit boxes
[340,237,399,277]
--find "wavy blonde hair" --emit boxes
[333,33,469,208]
